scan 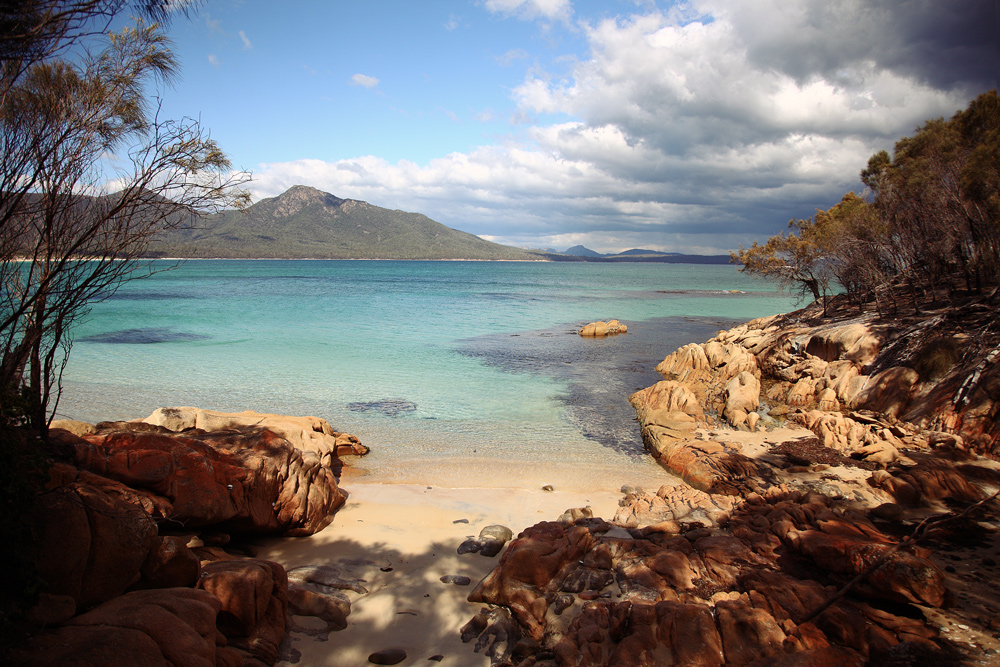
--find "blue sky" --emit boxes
[142,0,993,253]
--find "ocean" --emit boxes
[58,260,798,491]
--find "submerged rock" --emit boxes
[347,399,417,417]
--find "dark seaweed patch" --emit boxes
[347,399,417,417]
[456,316,741,455]
[78,327,208,344]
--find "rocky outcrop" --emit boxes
[197,559,289,665]
[464,489,948,666]
[141,407,369,459]
[68,423,349,536]
[27,411,364,667]
[16,588,231,667]
[635,292,1000,484]
[578,320,627,336]
[465,292,1000,666]
[629,382,766,495]
[34,462,160,610]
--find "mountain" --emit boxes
[611,248,680,257]
[563,245,604,257]
[147,186,539,260]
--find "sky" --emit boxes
[146,0,995,254]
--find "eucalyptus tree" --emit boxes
[0,2,249,434]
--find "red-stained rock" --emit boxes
[74,426,347,536]
[715,598,786,665]
[789,528,947,607]
[465,491,949,666]
[196,559,288,665]
[470,521,595,640]
[868,458,985,506]
[139,536,201,589]
[640,435,763,496]
[15,588,222,667]
[34,462,159,609]
[851,366,919,418]
[552,601,726,667]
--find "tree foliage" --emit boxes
[0,2,250,434]
[734,90,1000,315]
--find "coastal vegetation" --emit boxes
[0,0,247,652]
[733,90,999,315]
[0,1,249,435]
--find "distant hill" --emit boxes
[147,186,539,260]
[536,251,731,264]
[611,248,681,257]
[563,245,604,257]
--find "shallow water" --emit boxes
[58,260,797,490]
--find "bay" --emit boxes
[58,260,798,490]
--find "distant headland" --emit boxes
[146,185,729,263]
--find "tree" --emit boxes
[736,90,999,317]
[0,4,249,435]
[730,213,835,314]
[862,90,1000,301]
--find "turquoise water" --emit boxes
[58,260,797,489]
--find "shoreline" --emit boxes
[258,423,823,666]
[254,483,634,667]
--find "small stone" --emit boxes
[457,538,481,554]
[368,648,407,665]
[453,519,469,524]
[478,538,504,557]
[428,656,444,662]
[479,525,513,543]
[439,575,472,586]
[542,485,554,492]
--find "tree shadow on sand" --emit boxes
[254,531,502,666]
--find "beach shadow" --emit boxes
[258,533,499,666]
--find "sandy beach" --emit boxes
[256,425,822,666]
[257,478,641,666]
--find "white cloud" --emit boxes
[238,30,252,50]
[482,0,572,22]
[207,53,220,67]
[497,48,529,67]
[349,73,380,89]
[244,2,986,254]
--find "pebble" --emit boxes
[428,656,444,662]
[453,518,469,524]
[479,525,513,543]
[439,574,472,586]
[542,485,554,492]
[368,648,407,665]
[457,538,481,554]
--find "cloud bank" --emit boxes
[248,0,993,254]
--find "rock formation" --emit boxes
[463,292,1000,666]
[465,488,949,666]
[18,412,368,667]
[579,320,627,336]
